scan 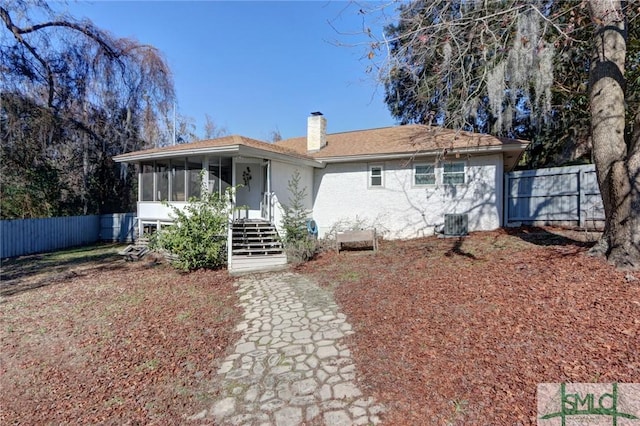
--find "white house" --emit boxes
[114,113,529,273]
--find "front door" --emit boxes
[235,161,264,219]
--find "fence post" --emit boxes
[503,172,510,227]
[577,170,582,228]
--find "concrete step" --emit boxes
[228,253,288,275]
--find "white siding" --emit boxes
[311,154,504,239]
[137,201,188,222]
[270,161,314,235]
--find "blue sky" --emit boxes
[57,1,397,141]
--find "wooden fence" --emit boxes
[100,213,136,244]
[504,164,604,228]
[0,213,135,258]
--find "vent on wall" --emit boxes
[444,214,468,236]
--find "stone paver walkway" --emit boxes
[191,272,384,425]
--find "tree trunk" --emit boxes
[82,131,89,215]
[588,0,640,269]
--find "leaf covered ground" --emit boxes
[297,227,640,425]
[0,247,240,425]
[1,229,639,425]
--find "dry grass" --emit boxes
[0,246,240,424]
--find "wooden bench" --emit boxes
[335,229,378,253]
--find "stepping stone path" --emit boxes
[195,272,384,425]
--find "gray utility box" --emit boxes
[444,214,468,236]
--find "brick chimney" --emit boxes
[307,112,327,152]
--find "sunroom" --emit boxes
[137,155,233,233]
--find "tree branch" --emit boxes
[17,19,122,59]
[0,6,55,107]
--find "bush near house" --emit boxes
[151,187,234,271]
[281,170,318,263]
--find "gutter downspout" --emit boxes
[228,157,237,271]
[137,162,142,240]
[266,160,272,223]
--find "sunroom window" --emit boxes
[140,163,154,201]
[171,160,186,201]
[155,162,169,201]
[187,158,202,200]
[414,164,436,185]
[443,161,466,185]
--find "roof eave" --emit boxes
[113,145,242,163]
[316,142,529,163]
[238,146,323,168]
[112,144,324,168]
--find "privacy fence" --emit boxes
[504,164,604,228]
[0,212,135,258]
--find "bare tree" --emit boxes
[268,127,283,143]
[354,0,639,268]
[1,2,175,216]
[203,113,228,140]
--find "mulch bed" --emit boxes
[0,259,240,425]
[297,227,640,425]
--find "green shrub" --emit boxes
[281,170,309,244]
[281,170,317,263]
[151,186,235,271]
[285,237,319,264]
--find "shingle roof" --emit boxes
[276,124,528,160]
[113,124,528,167]
[113,135,315,162]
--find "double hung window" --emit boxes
[414,164,436,185]
[413,161,466,186]
[443,162,466,185]
[369,164,384,187]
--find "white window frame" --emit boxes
[413,163,436,186]
[368,164,384,188]
[442,161,466,185]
